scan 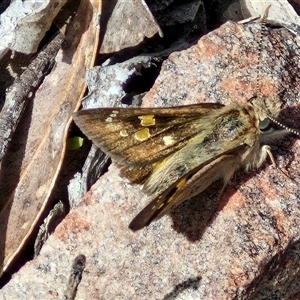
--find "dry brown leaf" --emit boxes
[0,0,100,275]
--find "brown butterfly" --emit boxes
[73,95,298,231]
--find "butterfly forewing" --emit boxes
[73,103,224,167]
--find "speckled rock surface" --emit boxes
[1,20,300,299]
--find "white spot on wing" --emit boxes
[163,135,174,146]
[120,129,128,137]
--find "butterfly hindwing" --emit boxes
[129,144,247,231]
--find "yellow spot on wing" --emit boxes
[153,176,188,211]
[166,177,187,204]
[134,128,151,141]
[138,115,155,126]
[176,177,187,189]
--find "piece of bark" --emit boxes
[68,145,110,203]
[34,201,65,257]
[63,254,86,300]
[82,54,163,109]
[1,17,300,299]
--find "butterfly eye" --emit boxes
[259,118,273,132]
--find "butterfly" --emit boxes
[73,93,298,231]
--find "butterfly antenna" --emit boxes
[268,116,300,136]
[255,5,271,98]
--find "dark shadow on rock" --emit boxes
[245,239,300,299]
[170,179,226,242]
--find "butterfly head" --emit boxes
[249,94,300,142]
